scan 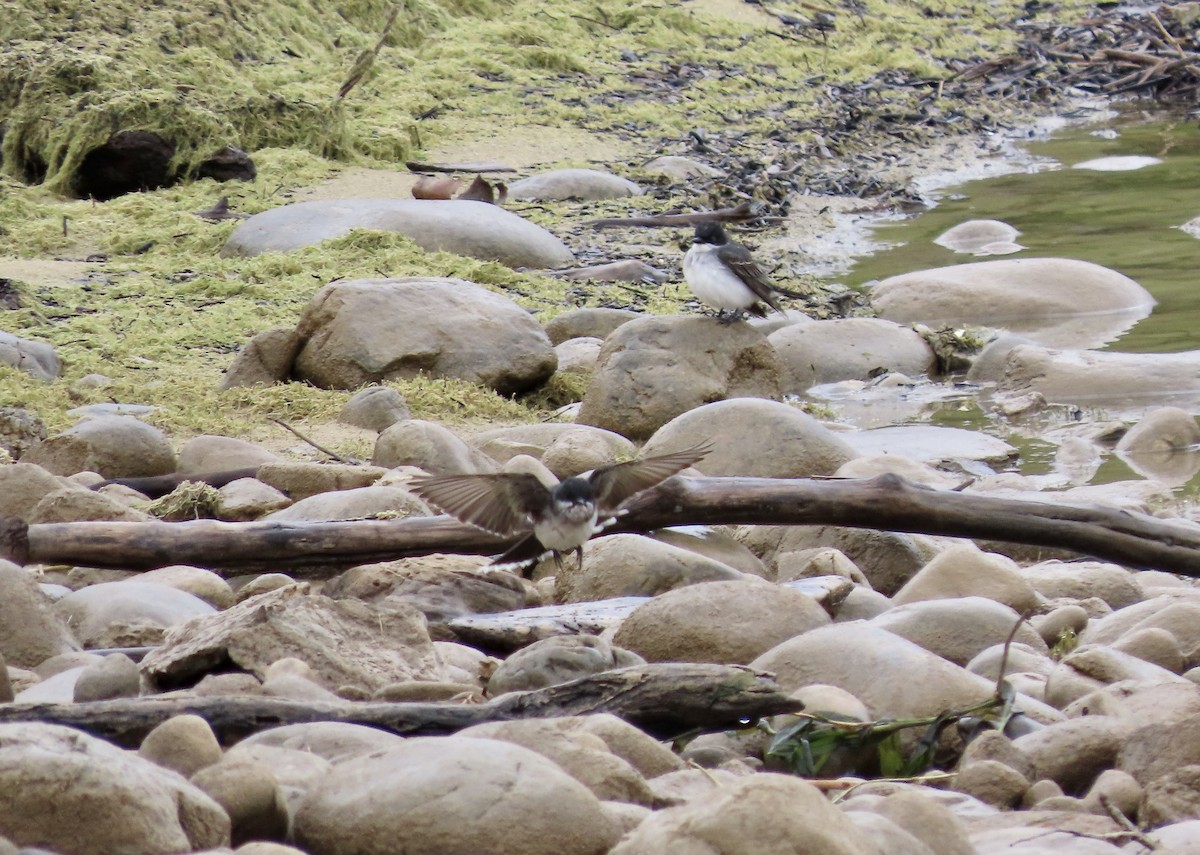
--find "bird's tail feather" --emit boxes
[489,532,550,574]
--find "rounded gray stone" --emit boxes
[222,199,574,269]
[508,168,642,201]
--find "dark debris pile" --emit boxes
[650,3,1200,218]
[956,3,1200,103]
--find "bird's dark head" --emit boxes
[553,477,595,506]
[693,222,729,246]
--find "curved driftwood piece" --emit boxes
[585,201,755,229]
[0,663,797,747]
[5,474,1200,575]
[92,467,262,499]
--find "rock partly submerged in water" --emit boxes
[933,218,1023,255]
[869,258,1155,349]
[222,199,575,269]
[768,317,936,394]
[986,344,1200,411]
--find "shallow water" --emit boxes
[846,108,1200,354]
[812,107,1200,495]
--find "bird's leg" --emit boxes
[553,551,565,574]
[574,546,584,573]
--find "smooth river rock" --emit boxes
[221,199,574,269]
[0,722,229,854]
[641,398,857,478]
[577,315,781,441]
[293,736,619,855]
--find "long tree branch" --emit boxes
[4,474,1200,575]
[0,663,798,746]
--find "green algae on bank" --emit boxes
[0,0,1100,445]
[3,0,1091,195]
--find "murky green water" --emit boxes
[846,109,1200,354]
[813,109,1200,492]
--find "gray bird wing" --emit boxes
[588,441,713,510]
[715,241,786,312]
[408,473,550,535]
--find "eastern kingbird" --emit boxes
[683,222,805,320]
[409,442,711,572]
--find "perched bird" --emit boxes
[683,222,806,320]
[409,442,711,572]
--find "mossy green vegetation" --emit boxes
[1,0,1094,448]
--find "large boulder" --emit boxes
[456,718,658,805]
[769,317,936,393]
[21,415,176,478]
[556,534,745,603]
[372,418,500,473]
[220,327,301,389]
[292,736,619,855]
[222,199,574,268]
[0,722,229,854]
[577,315,781,441]
[292,277,557,394]
[869,258,1154,348]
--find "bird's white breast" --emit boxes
[683,244,757,312]
[534,504,600,551]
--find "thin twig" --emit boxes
[268,419,359,464]
[1098,794,1160,851]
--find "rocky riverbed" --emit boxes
[7,0,1200,853]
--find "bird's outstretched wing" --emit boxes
[589,442,712,510]
[408,473,550,535]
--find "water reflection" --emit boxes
[804,109,1200,496]
[842,108,1200,355]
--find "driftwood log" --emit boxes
[585,201,756,229]
[0,664,798,747]
[5,474,1200,575]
